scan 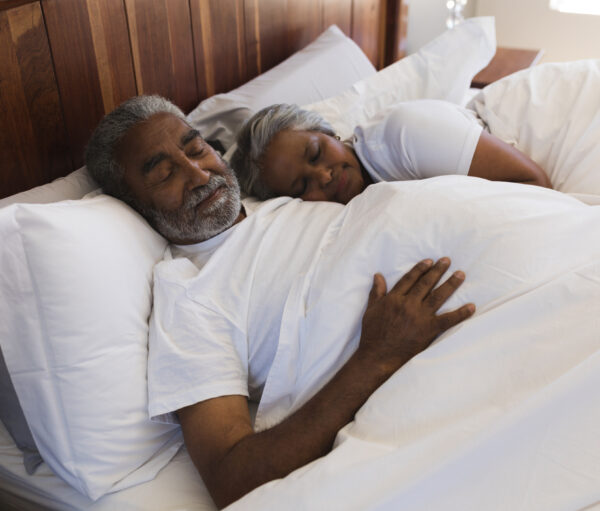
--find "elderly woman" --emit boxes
[231,100,551,204]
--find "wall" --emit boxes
[405,0,476,54]
[475,0,600,62]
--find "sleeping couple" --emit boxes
[85,95,551,508]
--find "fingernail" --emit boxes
[439,257,450,265]
[454,270,465,280]
[467,303,475,313]
[423,258,433,266]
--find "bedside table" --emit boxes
[471,47,544,88]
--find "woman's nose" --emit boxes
[311,166,332,187]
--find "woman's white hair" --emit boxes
[85,95,185,201]
[231,103,335,199]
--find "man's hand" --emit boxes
[179,257,475,508]
[358,257,475,374]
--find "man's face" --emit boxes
[116,113,241,244]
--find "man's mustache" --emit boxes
[183,175,228,210]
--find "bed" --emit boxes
[2,1,600,510]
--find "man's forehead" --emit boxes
[131,112,192,138]
[118,113,197,162]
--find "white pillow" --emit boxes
[0,167,99,474]
[468,59,600,196]
[0,195,181,500]
[304,17,496,140]
[0,167,98,208]
[187,25,376,151]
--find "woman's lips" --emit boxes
[335,169,348,197]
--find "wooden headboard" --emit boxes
[0,0,407,199]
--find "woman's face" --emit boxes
[259,129,366,204]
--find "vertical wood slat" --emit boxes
[245,0,324,76]
[322,0,352,36]
[384,0,408,66]
[244,0,261,78]
[124,0,198,112]
[351,0,385,68]
[86,0,137,113]
[42,0,135,168]
[190,0,248,100]
[0,2,70,198]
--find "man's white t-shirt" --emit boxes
[353,99,483,183]
[148,197,342,423]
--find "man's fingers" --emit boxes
[367,273,387,306]
[390,259,434,295]
[411,257,451,299]
[426,270,466,310]
[436,303,476,332]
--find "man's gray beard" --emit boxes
[137,166,242,244]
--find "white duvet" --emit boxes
[234,177,600,510]
[228,60,600,511]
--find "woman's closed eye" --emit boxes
[309,142,321,163]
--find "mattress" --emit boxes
[0,421,215,511]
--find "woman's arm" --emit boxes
[468,130,551,188]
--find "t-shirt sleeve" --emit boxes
[147,258,249,424]
[353,99,483,183]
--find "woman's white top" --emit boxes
[353,99,483,182]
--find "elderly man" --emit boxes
[85,95,474,508]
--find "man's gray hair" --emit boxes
[85,95,185,200]
[231,103,335,199]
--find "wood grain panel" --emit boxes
[190,0,247,99]
[125,0,198,112]
[86,0,137,112]
[42,0,135,168]
[0,2,70,198]
[322,0,352,36]
[0,0,37,11]
[384,0,407,65]
[245,0,323,76]
[351,0,384,68]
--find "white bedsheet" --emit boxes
[0,421,215,511]
[231,177,600,510]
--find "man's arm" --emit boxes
[468,130,552,187]
[178,258,475,508]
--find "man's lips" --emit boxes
[194,185,224,211]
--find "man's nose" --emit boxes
[180,156,211,188]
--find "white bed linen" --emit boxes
[234,178,600,510]
[0,421,215,511]
[468,59,600,196]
